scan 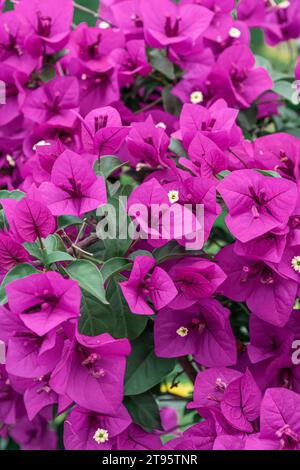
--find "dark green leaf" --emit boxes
[100,257,131,283]
[124,392,162,432]
[149,50,175,80]
[238,107,257,133]
[0,264,39,304]
[79,291,112,336]
[78,279,147,339]
[153,240,200,264]
[96,197,132,259]
[162,86,182,116]
[96,156,127,179]
[125,330,176,395]
[57,215,83,230]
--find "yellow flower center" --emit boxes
[168,190,179,204]
[176,326,188,337]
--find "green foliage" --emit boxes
[100,257,131,282]
[124,392,163,432]
[78,278,148,339]
[148,49,175,80]
[125,329,176,395]
[65,260,108,303]
[0,190,25,200]
[0,264,39,304]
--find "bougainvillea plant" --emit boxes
[1,0,300,451]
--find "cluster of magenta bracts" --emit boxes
[0,0,300,451]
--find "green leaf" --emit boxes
[95,197,132,260]
[169,138,188,158]
[162,86,182,116]
[0,264,39,304]
[46,251,75,264]
[95,156,127,179]
[0,190,25,201]
[66,260,108,304]
[285,128,300,139]
[24,234,69,263]
[153,240,200,264]
[57,215,83,230]
[238,107,257,133]
[124,393,162,432]
[107,278,148,338]
[128,250,153,260]
[44,234,68,253]
[216,170,230,181]
[100,257,131,283]
[79,292,111,336]
[255,55,272,74]
[149,49,175,80]
[124,330,176,395]
[23,242,44,260]
[78,278,147,339]
[273,80,295,103]
[255,169,281,178]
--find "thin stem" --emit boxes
[135,97,163,115]
[178,357,198,383]
[71,244,95,257]
[170,369,185,389]
[73,2,116,27]
[62,230,77,257]
[74,219,87,244]
[37,236,45,251]
[69,233,99,257]
[73,2,99,18]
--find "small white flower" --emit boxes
[81,73,88,81]
[291,256,300,273]
[277,0,290,9]
[168,190,179,204]
[155,122,167,130]
[99,21,110,29]
[229,27,241,39]
[190,91,203,104]
[32,140,51,151]
[6,155,15,167]
[176,326,188,337]
[93,428,109,444]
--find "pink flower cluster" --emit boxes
[0,0,300,451]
